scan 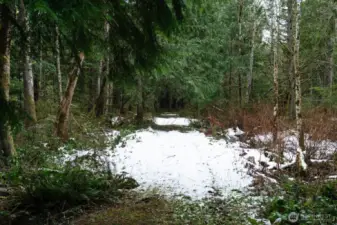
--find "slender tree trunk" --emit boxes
[328,38,334,89]
[55,25,63,103]
[106,83,113,114]
[327,18,335,95]
[105,22,112,115]
[19,0,37,126]
[293,0,306,173]
[97,60,102,96]
[238,0,243,107]
[35,37,42,102]
[246,7,256,104]
[55,53,84,141]
[228,41,233,100]
[95,21,110,116]
[0,4,16,157]
[95,70,107,117]
[271,0,280,161]
[33,38,42,102]
[105,67,111,116]
[136,75,144,123]
[287,0,296,119]
[88,62,103,112]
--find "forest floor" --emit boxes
[66,112,337,224]
[2,108,337,225]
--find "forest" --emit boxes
[1,0,337,224]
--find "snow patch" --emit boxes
[111,116,123,126]
[297,147,308,171]
[227,127,245,136]
[153,117,197,126]
[253,131,337,162]
[112,129,252,199]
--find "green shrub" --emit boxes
[263,180,337,225]
[12,168,136,205]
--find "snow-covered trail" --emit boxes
[112,128,252,199]
[63,116,271,199]
[62,115,337,201]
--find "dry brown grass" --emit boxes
[205,103,279,137]
[303,107,337,141]
[72,197,173,225]
[204,103,337,142]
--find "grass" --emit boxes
[72,192,250,225]
[73,195,173,225]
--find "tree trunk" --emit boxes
[287,0,296,120]
[97,60,102,97]
[238,0,243,107]
[55,25,63,103]
[55,53,84,141]
[95,72,107,117]
[228,41,233,100]
[106,83,113,114]
[271,0,280,161]
[327,18,335,95]
[34,37,42,102]
[96,21,110,116]
[0,4,16,157]
[136,75,144,123]
[19,0,37,126]
[328,38,334,89]
[293,0,306,173]
[246,6,256,104]
[88,61,102,112]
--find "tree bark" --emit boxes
[55,25,63,103]
[293,0,306,173]
[34,37,42,102]
[19,0,37,126]
[246,6,256,104]
[328,38,334,89]
[95,70,107,117]
[287,0,296,120]
[0,4,16,157]
[97,60,102,97]
[104,22,112,115]
[136,75,144,123]
[95,21,110,116]
[271,0,280,161]
[228,41,233,100]
[88,61,102,112]
[238,0,243,107]
[327,17,335,94]
[55,53,84,141]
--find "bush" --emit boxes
[0,161,138,224]
[7,166,138,208]
[0,126,139,224]
[263,180,337,225]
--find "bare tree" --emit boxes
[293,0,307,172]
[55,52,84,141]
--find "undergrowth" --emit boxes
[250,179,337,225]
[0,100,140,224]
